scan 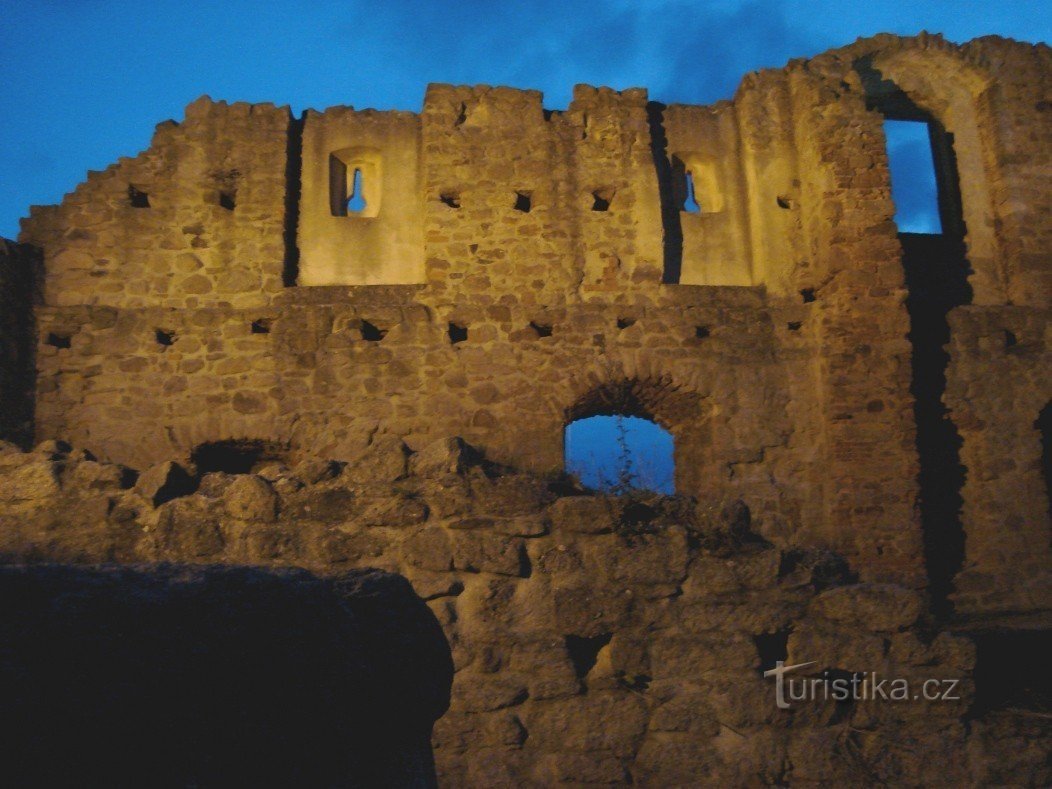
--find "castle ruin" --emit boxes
[0,33,1049,785]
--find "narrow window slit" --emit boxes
[46,333,71,349]
[683,172,700,213]
[513,192,532,213]
[251,319,271,335]
[347,168,367,213]
[155,329,176,346]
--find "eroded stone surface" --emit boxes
[0,439,1045,785]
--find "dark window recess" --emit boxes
[454,102,468,127]
[190,440,281,475]
[219,191,236,211]
[128,186,150,208]
[251,319,271,335]
[440,192,461,209]
[155,329,176,346]
[800,288,816,303]
[360,320,387,342]
[617,317,636,330]
[1004,330,1018,350]
[45,333,71,349]
[776,195,792,209]
[1038,403,1052,516]
[683,171,701,213]
[591,188,614,212]
[753,629,791,675]
[787,321,803,332]
[448,323,468,344]
[971,630,1052,715]
[530,321,553,338]
[565,633,612,681]
[513,192,532,213]
[695,326,710,339]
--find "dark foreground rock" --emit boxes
[0,563,453,787]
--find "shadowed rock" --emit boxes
[0,563,453,787]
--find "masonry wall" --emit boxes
[11,34,1052,608]
[0,439,1045,786]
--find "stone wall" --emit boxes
[945,306,1052,621]
[6,34,1050,662]
[21,98,289,310]
[0,438,1047,786]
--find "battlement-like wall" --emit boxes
[9,33,1052,615]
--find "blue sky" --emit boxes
[0,1,1047,238]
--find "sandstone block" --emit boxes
[134,461,196,507]
[548,496,617,534]
[809,583,924,631]
[409,437,480,477]
[223,475,277,522]
[0,455,61,502]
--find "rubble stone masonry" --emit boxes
[1,33,1049,784]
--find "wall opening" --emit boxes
[191,440,283,475]
[564,414,674,495]
[646,102,683,285]
[865,68,973,620]
[883,119,942,234]
[448,323,467,345]
[360,320,386,342]
[347,169,367,213]
[529,321,552,338]
[970,630,1052,716]
[45,333,70,349]
[591,188,614,212]
[682,171,701,213]
[329,149,381,219]
[1038,403,1052,521]
[128,186,150,208]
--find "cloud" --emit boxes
[0,0,1047,238]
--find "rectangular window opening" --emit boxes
[883,119,942,235]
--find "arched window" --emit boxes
[564,414,674,495]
